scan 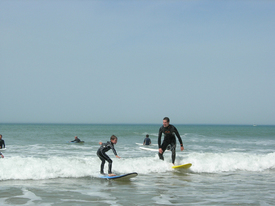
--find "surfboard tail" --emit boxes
[172,163,192,169]
[100,172,138,180]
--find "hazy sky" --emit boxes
[1,0,274,125]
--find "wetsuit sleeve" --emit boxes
[0,140,5,148]
[112,147,118,156]
[158,127,163,147]
[174,126,183,146]
[109,143,118,156]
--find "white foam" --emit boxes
[0,156,98,180]
[184,151,275,173]
[1,151,274,180]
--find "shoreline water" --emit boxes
[1,124,275,205]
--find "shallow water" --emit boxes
[1,124,275,205]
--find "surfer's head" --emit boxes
[110,135,118,144]
[0,134,2,139]
[163,117,170,127]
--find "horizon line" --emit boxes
[0,122,274,126]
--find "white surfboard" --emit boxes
[139,147,159,152]
[135,143,157,146]
[136,143,143,146]
[0,148,6,152]
[139,147,171,152]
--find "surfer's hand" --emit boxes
[116,155,121,159]
[99,142,102,145]
[181,146,184,151]
[159,148,163,154]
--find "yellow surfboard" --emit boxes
[172,163,192,169]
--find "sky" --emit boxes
[1,0,275,125]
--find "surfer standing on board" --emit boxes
[158,117,184,165]
[97,135,121,176]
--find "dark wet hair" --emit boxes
[146,134,149,138]
[163,117,170,122]
[110,135,117,140]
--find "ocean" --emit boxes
[0,124,275,206]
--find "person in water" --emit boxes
[158,117,184,165]
[143,134,151,145]
[70,136,81,143]
[0,134,5,149]
[97,135,120,176]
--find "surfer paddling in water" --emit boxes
[70,136,81,143]
[158,117,184,165]
[97,135,121,176]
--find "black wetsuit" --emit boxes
[97,141,118,174]
[71,138,81,143]
[0,139,5,149]
[158,124,183,164]
[143,137,151,145]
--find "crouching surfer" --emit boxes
[97,135,120,176]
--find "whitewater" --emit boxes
[0,124,275,205]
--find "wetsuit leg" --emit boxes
[159,141,170,161]
[97,151,106,174]
[97,151,113,174]
[170,141,176,164]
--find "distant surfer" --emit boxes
[0,134,4,158]
[0,134,5,149]
[143,134,151,145]
[158,117,184,165]
[70,136,81,143]
[97,135,121,176]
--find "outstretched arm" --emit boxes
[158,127,162,148]
[174,127,184,151]
[158,128,163,154]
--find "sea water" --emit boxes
[0,124,275,205]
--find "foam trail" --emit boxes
[1,152,275,180]
[0,156,99,180]
[184,152,275,173]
